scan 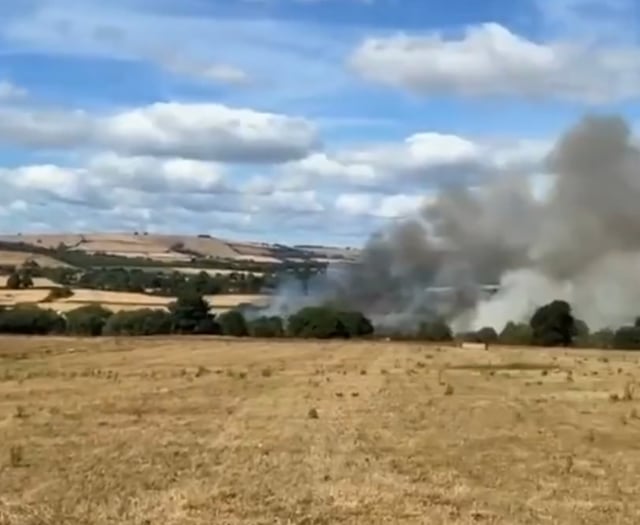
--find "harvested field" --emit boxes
[1,338,639,524]
[0,251,70,268]
[0,276,58,289]
[205,293,269,308]
[0,289,50,306]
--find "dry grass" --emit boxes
[1,338,639,524]
[205,294,269,308]
[0,251,69,268]
[0,276,59,288]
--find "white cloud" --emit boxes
[86,154,228,193]
[162,57,252,86]
[0,81,27,100]
[285,131,551,190]
[0,102,319,163]
[350,22,640,103]
[336,192,427,218]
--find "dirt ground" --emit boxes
[0,337,639,524]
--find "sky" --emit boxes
[0,0,638,246]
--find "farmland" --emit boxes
[1,337,639,524]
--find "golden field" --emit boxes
[1,337,639,524]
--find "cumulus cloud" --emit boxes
[350,22,640,102]
[0,102,319,163]
[285,131,551,190]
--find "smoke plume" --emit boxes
[269,114,640,333]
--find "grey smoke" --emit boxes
[267,114,640,333]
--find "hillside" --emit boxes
[0,233,360,267]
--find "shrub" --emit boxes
[613,326,640,350]
[416,319,452,342]
[248,315,284,338]
[218,310,248,337]
[336,310,374,338]
[102,309,172,336]
[499,321,533,345]
[66,304,113,336]
[5,272,21,289]
[0,305,65,335]
[288,306,348,339]
[589,328,615,349]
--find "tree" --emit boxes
[417,319,453,342]
[530,300,575,347]
[218,310,248,337]
[498,322,533,346]
[248,316,284,338]
[287,306,350,339]
[5,272,21,289]
[590,328,615,349]
[572,319,591,347]
[102,309,173,336]
[613,326,640,350]
[337,310,374,338]
[168,292,219,334]
[0,305,65,335]
[475,326,499,345]
[66,304,113,336]
[20,272,33,289]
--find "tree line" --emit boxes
[0,294,374,339]
[2,296,640,349]
[5,265,304,296]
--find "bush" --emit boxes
[460,326,498,344]
[416,319,452,342]
[218,310,248,337]
[589,328,615,349]
[0,305,65,335]
[288,306,349,339]
[499,322,533,345]
[248,316,284,338]
[5,272,21,289]
[102,309,173,336]
[336,310,374,338]
[613,326,640,350]
[287,306,372,339]
[66,304,113,336]
[529,300,575,347]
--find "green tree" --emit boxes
[0,305,65,335]
[498,322,533,346]
[287,306,350,339]
[19,272,34,289]
[248,316,284,338]
[66,305,113,336]
[5,272,21,289]
[168,292,219,334]
[589,328,615,349]
[417,319,453,342]
[337,310,374,338]
[530,300,575,347]
[218,310,248,337]
[613,326,640,350]
[102,309,173,336]
[475,326,499,344]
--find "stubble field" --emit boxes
[1,337,639,524]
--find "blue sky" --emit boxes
[0,0,638,245]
